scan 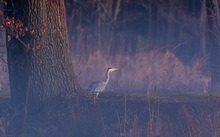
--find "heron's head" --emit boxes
[108,67,118,72]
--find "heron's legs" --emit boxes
[93,94,96,104]
[92,92,99,105]
[96,93,100,99]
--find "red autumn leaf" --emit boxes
[11,17,15,24]
[35,44,41,50]
[30,29,34,34]
[37,60,42,65]
[4,1,7,5]
[21,30,26,36]
[18,30,24,36]
[26,44,30,51]
[5,21,10,26]
[7,35,11,42]
[19,22,23,27]
[0,10,2,15]
[43,21,48,27]
[15,24,19,29]
[15,34,19,39]
[32,47,35,52]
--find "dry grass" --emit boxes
[72,49,211,93]
[0,92,219,137]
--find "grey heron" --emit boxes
[89,67,118,99]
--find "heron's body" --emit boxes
[89,67,118,98]
[89,81,107,93]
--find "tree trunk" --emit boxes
[5,0,81,113]
[200,0,207,57]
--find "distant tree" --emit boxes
[200,0,207,57]
[3,0,81,116]
[209,0,220,92]
[212,0,220,45]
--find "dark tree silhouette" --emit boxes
[5,0,81,115]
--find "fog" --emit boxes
[67,0,218,93]
[0,0,219,93]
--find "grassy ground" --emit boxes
[101,92,220,103]
[0,92,220,137]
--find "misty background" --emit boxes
[66,0,220,93]
[1,0,220,94]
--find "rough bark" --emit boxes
[6,0,81,113]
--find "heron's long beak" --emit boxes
[112,68,118,71]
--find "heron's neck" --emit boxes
[105,70,111,84]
